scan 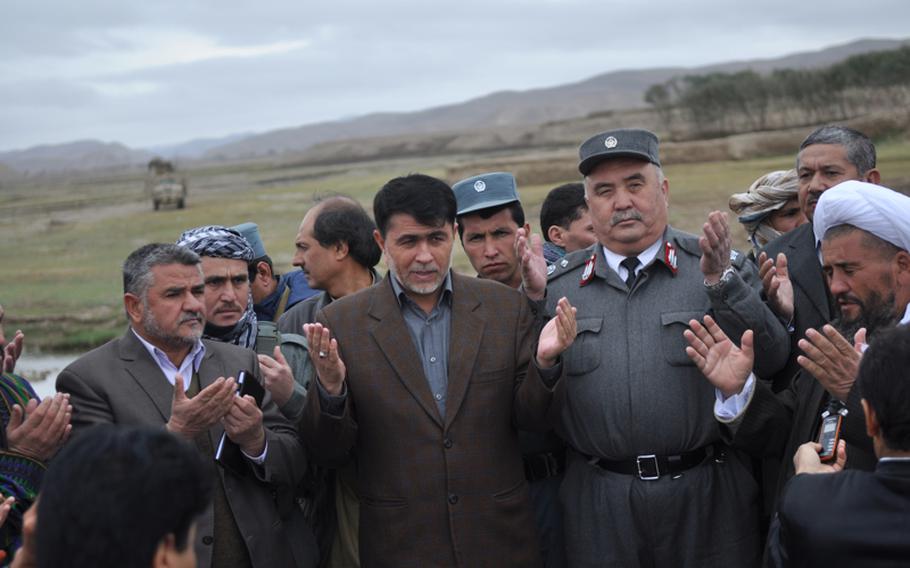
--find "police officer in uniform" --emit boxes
[546,129,789,567]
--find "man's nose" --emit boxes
[828,274,849,297]
[186,293,205,313]
[613,189,634,210]
[483,237,498,258]
[415,242,434,263]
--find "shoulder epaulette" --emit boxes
[546,249,592,281]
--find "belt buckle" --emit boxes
[636,454,660,481]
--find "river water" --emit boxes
[12,351,79,399]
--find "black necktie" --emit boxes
[620,257,640,288]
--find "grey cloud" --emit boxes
[1,0,908,151]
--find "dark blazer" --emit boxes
[56,330,318,568]
[767,460,910,567]
[760,223,833,392]
[299,273,564,568]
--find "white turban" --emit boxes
[813,180,910,252]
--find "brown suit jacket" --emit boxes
[300,273,564,568]
[56,330,318,568]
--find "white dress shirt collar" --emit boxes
[131,328,206,392]
[602,237,664,282]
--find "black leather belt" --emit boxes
[523,450,566,482]
[585,444,723,480]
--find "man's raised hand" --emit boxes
[699,211,732,285]
[166,374,236,439]
[684,315,754,398]
[758,252,794,321]
[258,346,295,407]
[303,323,346,395]
[516,227,547,301]
[7,392,72,462]
[536,297,577,369]
[797,324,862,401]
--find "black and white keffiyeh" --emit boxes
[176,225,258,349]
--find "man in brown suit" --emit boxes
[56,243,317,568]
[299,174,576,567]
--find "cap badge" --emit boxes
[473,180,486,192]
[580,252,597,287]
[604,136,618,149]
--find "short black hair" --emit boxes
[373,174,456,237]
[37,426,212,568]
[456,201,525,240]
[313,196,382,269]
[857,325,910,451]
[799,125,876,175]
[540,183,587,243]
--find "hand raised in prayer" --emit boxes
[7,393,72,462]
[516,227,548,301]
[684,315,753,398]
[699,211,733,285]
[797,324,863,401]
[258,346,295,407]
[758,251,794,321]
[223,393,266,456]
[303,323,346,395]
[536,297,577,369]
[2,329,24,374]
[166,375,236,439]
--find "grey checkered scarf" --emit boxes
[176,225,258,349]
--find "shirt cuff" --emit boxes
[241,439,269,464]
[535,359,562,389]
[317,379,347,416]
[714,373,755,421]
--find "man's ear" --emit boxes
[151,533,176,568]
[373,229,385,253]
[864,169,881,185]
[894,250,910,281]
[333,240,350,261]
[255,260,272,283]
[862,398,880,439]
[548,225,566,248]
[124,293,143,326]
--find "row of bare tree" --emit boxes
[644,46,910,138]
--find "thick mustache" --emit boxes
[611,210,643,226]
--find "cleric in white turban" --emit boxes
[813,179,910,326]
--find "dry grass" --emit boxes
[3,137,909,349]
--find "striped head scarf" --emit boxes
[729,169,800,252]
[176,225,258,349]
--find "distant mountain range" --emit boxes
[1,37,906,174]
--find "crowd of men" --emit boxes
[0,123,908,568]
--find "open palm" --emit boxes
[684,315,754,398]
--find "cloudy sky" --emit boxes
[1,0,907,152]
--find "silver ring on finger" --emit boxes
[318,351,327,358]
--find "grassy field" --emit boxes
[3,139,909,350]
